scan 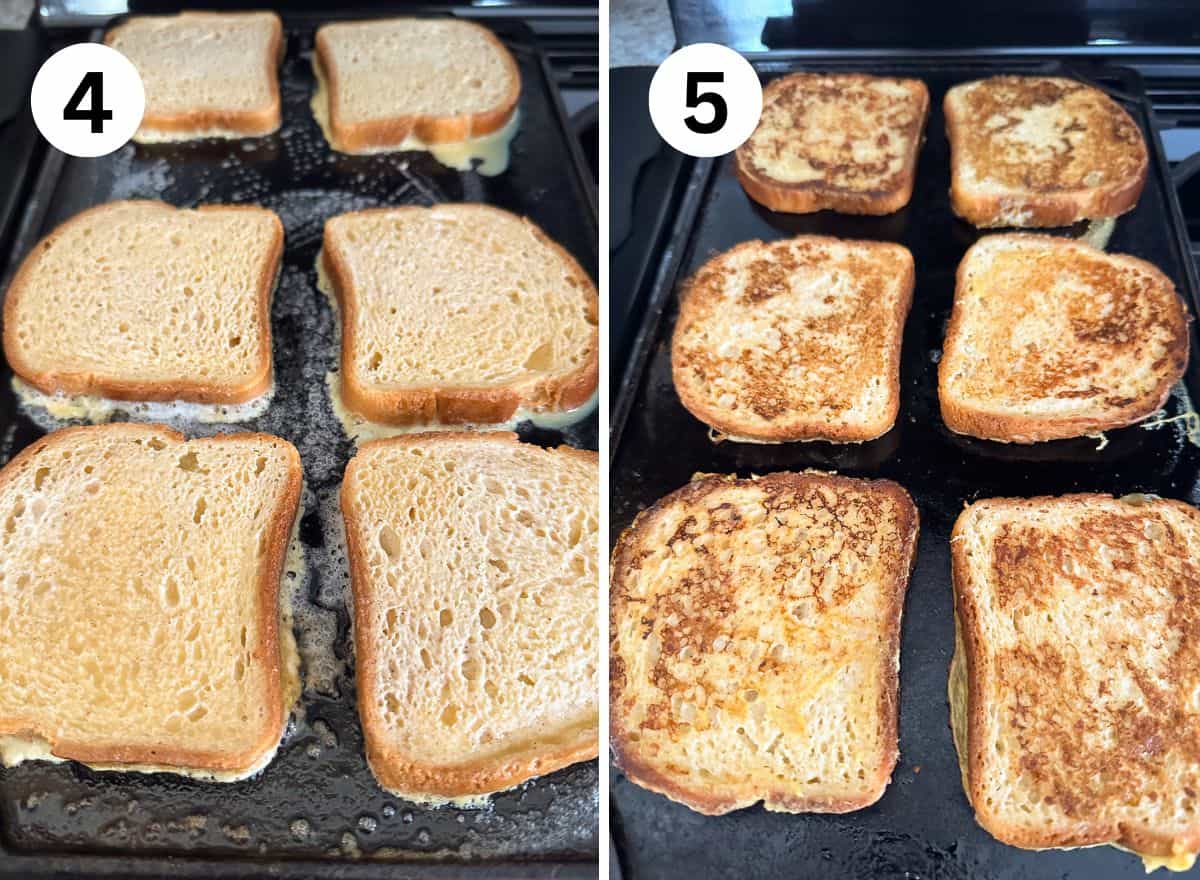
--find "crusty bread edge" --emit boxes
[342,431,599,799]
[609,470,920,815]
[2,200,283,406]
[944,80,1149,228]
[0,422,303,774]
[937,234,1191,443]
[105,11,284,140]
[322,204,599,426]
[735,75,930,216]
[950,493,1200,860]
[313,18,520,153]
[671,236,914,443]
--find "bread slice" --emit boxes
[610,471,919,815]
[312,17,520,162]
[944,76,1148,228]
[320,204,598,427]
[671,235,914,443]
[735,73,929,215]
[105,12,283,143]
[939,234,1189,443]
[0,423,302,779]
[3,200,283,407]
[951,493,1200,871]
[341,432,598,802]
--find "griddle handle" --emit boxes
[1171,151,1200,189]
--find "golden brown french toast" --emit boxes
[951,493,1200,872]
[944,75,1147,227]
[610,471,919,815]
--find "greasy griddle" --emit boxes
[610,57,1200,879]
[0,13,597,879]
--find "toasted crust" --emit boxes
[342,431,598,799]
[944,76,1148,228]
[313,18,520,153]
[735,73,929,215]
[671,236,914,442]
[610,471,919,815]
[938,234,1190,443]
[104,12,284,140]
[2,200,283,406]
[0,422,302,774]
[322,204,599,426]
[951,493,1200,862]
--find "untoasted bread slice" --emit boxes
[951,493,1200,871]
[312,17,520,158]
[0,423,302,779]
[105,12,283,142]
[610,471,919,815]
[938,234,1189,443]
[671,235,914,442]
[945,76,1148,228]
[341,432,598,802]
[320,204,598,427]
[735,73,929,215]
[3,200,283,407]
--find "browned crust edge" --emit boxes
[950,493,1200,859]
[342,431,599,798]
[609,470,920,815]
[323,204,599,426]
[0,422,302,774]
[734,75,930,216]
[313,18,521,153]
[943,79,1149,228]
[671,236,915,443]
[104,12,284,139]
[937,234,1191,443]
[2,200,283,406]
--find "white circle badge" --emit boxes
[648,43,762,158]
[31,43,144,158]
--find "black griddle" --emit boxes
[0,12,598,879]
[610,56,1200,880]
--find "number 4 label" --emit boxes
[31,43,144,158]
[63,72,114,134]
[649,44,762,158]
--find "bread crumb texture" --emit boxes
[4,201,281,404]
[611,472,918,815]
[736,73,927,210]
[325,204,597,422]
[939,235,1188,440]
[106,12,280,127]
[318,18,517,123]
[672,236,913,442]
[343,434,598,798]
[953,494,1200,862]
[0,424,299,772]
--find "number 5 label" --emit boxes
[649,44,762,158]
[32,43,144,158]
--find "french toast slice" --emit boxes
[105,12,283,143]
[671,235,914,443]
[342,432,598,803]
[951,493,1200,871]
[610,471,919,815]
[735,72,929,215]
[938,234,1189,443]
[944,75,1148,228]
[3,200,283,407]
[0,423,302,779]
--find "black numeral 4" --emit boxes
[63,71,113,134]
[684,72,728,135]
